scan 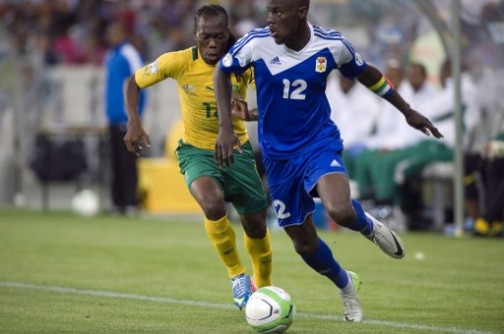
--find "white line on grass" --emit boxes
[0,281,496,334]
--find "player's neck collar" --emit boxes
[283,22,313,54]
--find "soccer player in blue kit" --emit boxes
[214,0,444,322]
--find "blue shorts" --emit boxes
[263,147,347,227]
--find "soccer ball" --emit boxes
[245,286,295,333]
[71,189,99,217]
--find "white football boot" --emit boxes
[339,271,363,322]
[365,212,405,259]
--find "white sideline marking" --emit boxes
[0,281,497,334]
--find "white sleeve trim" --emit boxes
[120,44,143,74]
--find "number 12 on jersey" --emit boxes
[282,79,307,100]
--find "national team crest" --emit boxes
[315,57,327,73]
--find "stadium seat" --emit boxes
[421,161,454,230]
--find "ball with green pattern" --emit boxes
[245,286,295,333]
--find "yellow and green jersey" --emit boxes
[135,47,252,151]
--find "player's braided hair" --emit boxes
[194,4,237,53]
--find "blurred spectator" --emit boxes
[428,59,480,150]
[366,59,479,230]
[327,72,381,187]
[465,141,504,238]
[353,61,444,230]
[0,0,268,64]
[460,0,503,58]
[467,139,504,237]
[104,20,146,215]
[33,31,58,66]
[353,59,410,201]
[53,25,87,64]
[82,33,106,66]
[228,0,258,38]
[0,0,502,224]
[463,1,504,237]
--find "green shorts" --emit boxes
[176,140,267,215]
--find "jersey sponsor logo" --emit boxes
[183,84,197,96]
[330,159,341,167]
[315,56,327,73]
[222,53,233,67]
[269,56,281,65]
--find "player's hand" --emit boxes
[215,127,242,168]
[231,94,258,121]
[124,121,151,156]
[404,108,444,139]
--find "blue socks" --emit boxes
[301,238,349,289]
[300,201,373,289]
[351,199,374,235]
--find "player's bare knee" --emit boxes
[325,204,355,227]
[293,239,318,257]
[201,201,226,220]
[243,224,267,239]
[242,212,267,238]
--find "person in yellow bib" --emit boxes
[123,4,271,310]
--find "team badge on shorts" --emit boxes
[315,57,327,73]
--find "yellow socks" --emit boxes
[204,216,246,278]
[244,229,273,288]
[204,216,273,286]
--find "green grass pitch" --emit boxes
[1,208,503,333]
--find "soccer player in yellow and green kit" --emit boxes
[123,5,272,310]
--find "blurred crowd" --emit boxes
[322,0,504,236]
[0,0,503,235]
[0,0,264,66]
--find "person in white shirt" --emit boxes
[360,60,479,229]
[352,59,411,200]
[327,72,381,181]
[353,62,443,228]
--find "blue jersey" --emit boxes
[105,42,146,125]
[220,23,367,160]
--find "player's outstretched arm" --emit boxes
[214,67,242,167]
[357,65,444,139]
[123,75,151,155]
